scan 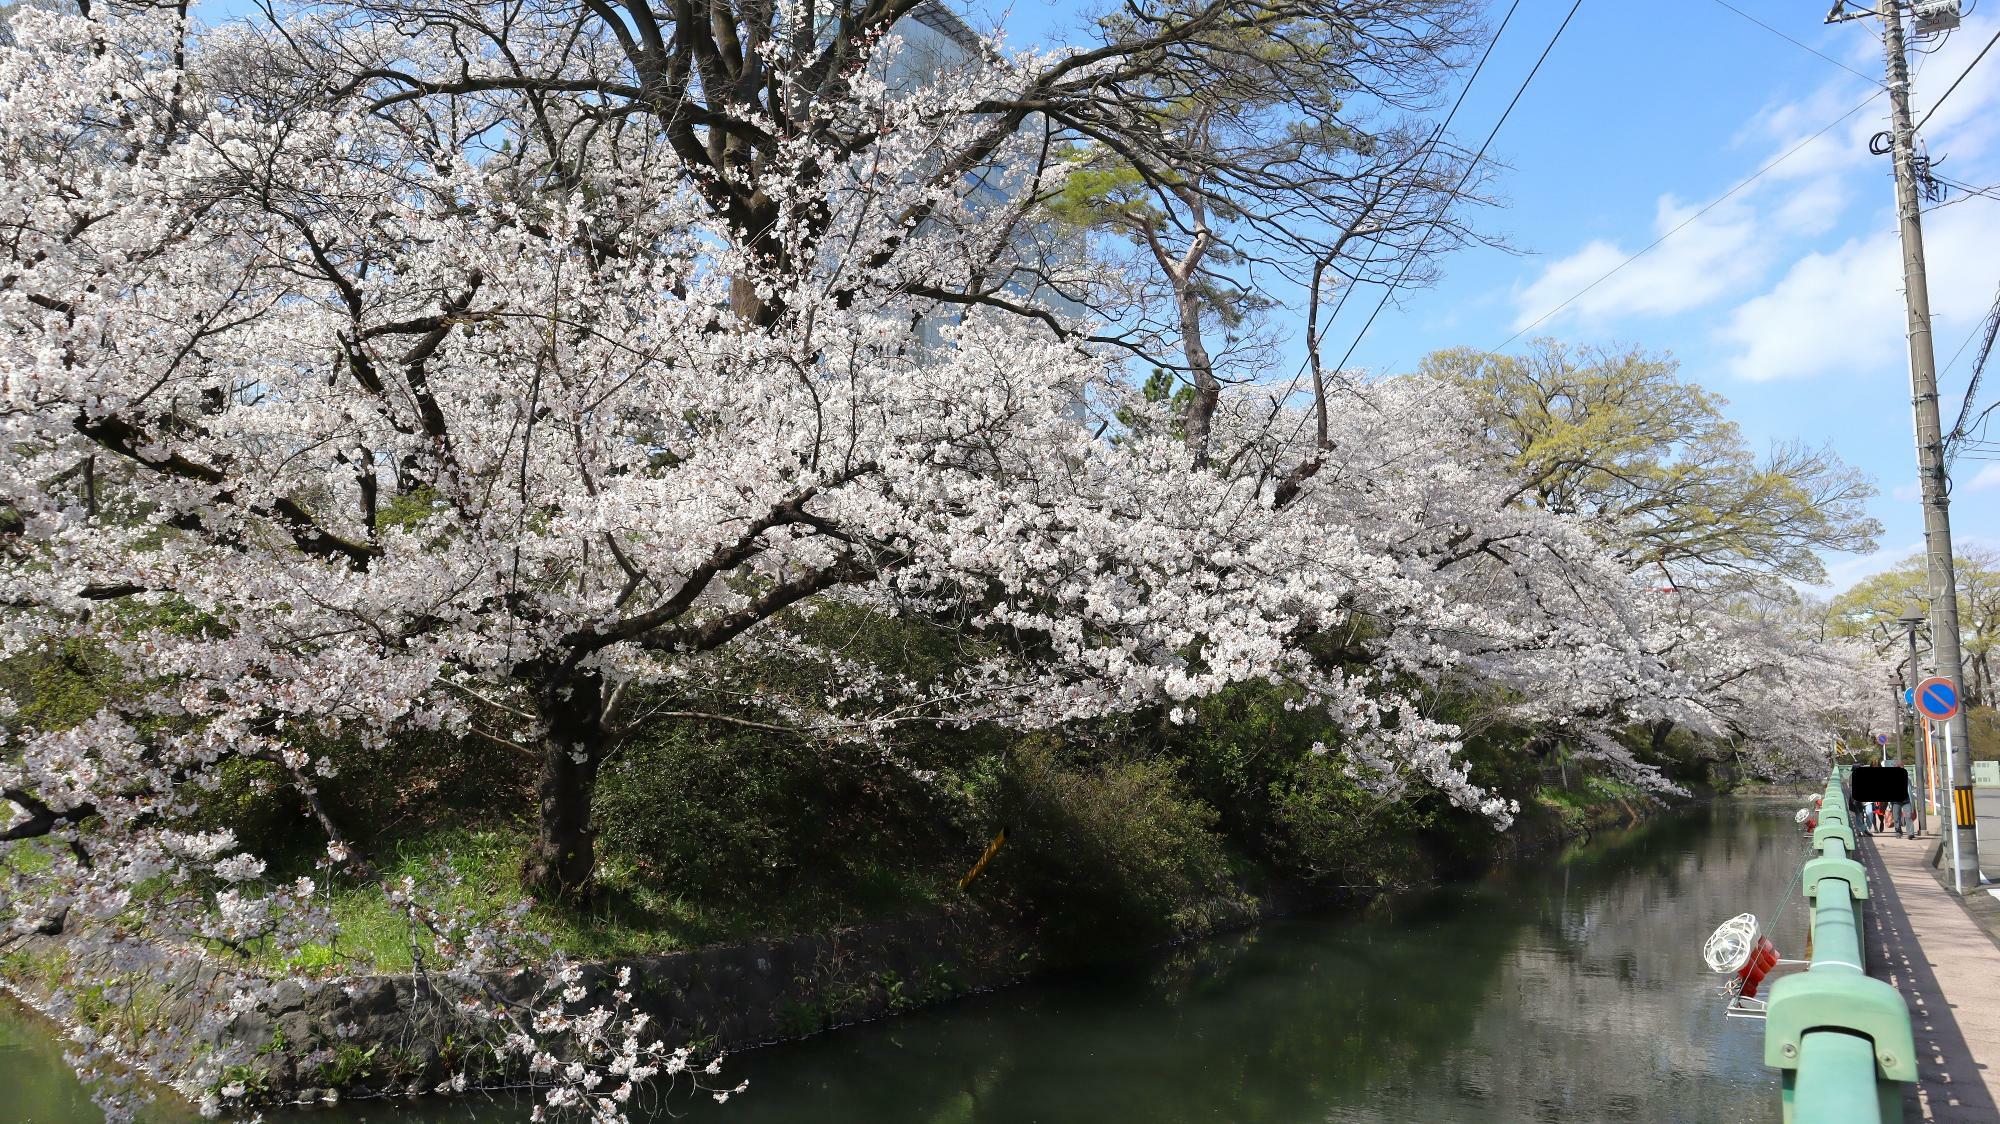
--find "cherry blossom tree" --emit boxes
[0,0,1884,1118]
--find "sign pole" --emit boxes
[1943,719,1963,896]
[1927,720,1940,828]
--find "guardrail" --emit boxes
[1764,768,1916,1122]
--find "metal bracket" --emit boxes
[1727,993,1770,1020]
[1813,820,1857,851]
[1804,854,1870,902]
[1763,970,1919,1083]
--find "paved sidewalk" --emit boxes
[1859,834,2000,1122]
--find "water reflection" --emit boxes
[3,800,1804,1124]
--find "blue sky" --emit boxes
[983,0,2000,594]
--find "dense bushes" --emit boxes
[1967,707,2000,760]
[0,638,122,733]
[593,716,974,925]
[1269,762,1434,887]
[995,739,1237,944]
[1157,682,1443,888]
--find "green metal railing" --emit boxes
[1764,769,1916,1122]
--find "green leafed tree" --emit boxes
[1829,547,2000,708]
[1422,339,1881,590]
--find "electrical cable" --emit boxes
[1328,0,1587,378]
[1922,179,2000,211]
[1308,0,1527,349]
[1496,88,1884,352]
[1705,0,1882,85]
[1940,296,1990,377]
[1931,170,2000,198]
[1945,285,2000,466]
[1914,24,2000,134]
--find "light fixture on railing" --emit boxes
[1705,912,1780,1007]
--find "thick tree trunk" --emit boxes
[1649,718,1674,759]
[1176,286,1219,468]
[520,666,607,905]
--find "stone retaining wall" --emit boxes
[1,907,1041,1106]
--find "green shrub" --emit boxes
[0,638,120,733]
[1270,757,1431,888]
[996,740,1234,945]
[593,715,963,927]
[1967,706,2000,761]
[189,757,306,863]
[596,723,812,897]
[1141,680,1439,890]
[320,728,525,847]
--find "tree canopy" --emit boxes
[1422,340,1881,590]
[1830,548,2000,707]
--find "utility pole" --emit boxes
[1831,0,1981,887]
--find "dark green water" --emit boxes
[4,799,1809,1123]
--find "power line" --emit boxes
[1254,0,1525,431]
[1946,285,2000,467]
[1328,0,1587,376]
[1940,298,1990,376]
[1914,24,2000,133]
[1311,0,1527,341]
[1705,0,1881,85]
[1923,177,2000,211]
[1495,88,1883,352]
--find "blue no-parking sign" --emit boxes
[1915,676,1961,722]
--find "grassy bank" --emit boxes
[4,637,1733,982]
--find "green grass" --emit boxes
[259,827,954,974]
[1,818,945,978]
[1530,776,1649,838]
[1,838,58,876]
[1532,785,1591,833]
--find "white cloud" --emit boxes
[1509,195,1768,330]
[1908,17,2000,164]
[1719,202,2000,381]
[1504,12,2000,358]
[1506,72,1886,335]
[1816,540,1923,595]
[1965,463,2000,493]
[1814,532,2000,595]
[1749,81,1877,188]
[1767,170,1847,237]
[1717,231,1901,381]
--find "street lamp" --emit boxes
[1897,606,1931,834]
